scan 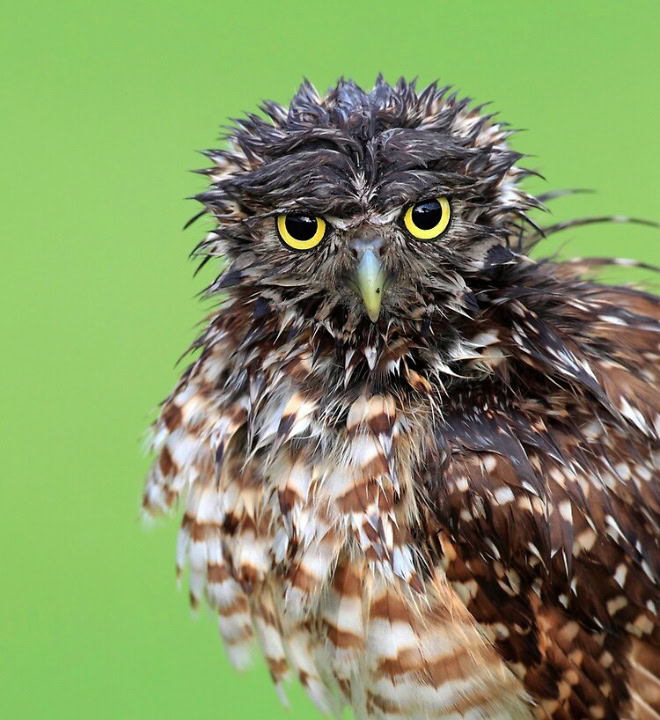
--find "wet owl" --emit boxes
[142,77,659,720]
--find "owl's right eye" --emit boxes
[276,213,327,251]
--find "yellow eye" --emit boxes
[403,196,451,240]
[276,213,326,251]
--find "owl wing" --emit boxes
[424,284,660,720]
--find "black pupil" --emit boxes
[411,200,443,230]
[285,214,317,240]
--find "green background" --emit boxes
[2,1,658,718]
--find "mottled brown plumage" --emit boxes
[142,77,659,720]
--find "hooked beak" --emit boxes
[354,248,386,323]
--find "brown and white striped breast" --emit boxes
[144,346,533,719]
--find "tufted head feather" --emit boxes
[192,76,545,341]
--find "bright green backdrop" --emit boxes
[2,2,658,718]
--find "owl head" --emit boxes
[194,76,539,342]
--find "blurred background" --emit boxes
[1,1,658,718]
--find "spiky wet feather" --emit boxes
[143,76,659,720]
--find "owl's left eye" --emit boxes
[403,196,451,240]
[276,213,327,251]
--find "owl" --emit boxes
[142,77,659,720]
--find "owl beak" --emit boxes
[355,249,386,323]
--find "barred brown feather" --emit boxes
[142,76,659,720]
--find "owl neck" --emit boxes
[212,257,622,439]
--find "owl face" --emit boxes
[197,77,537,336]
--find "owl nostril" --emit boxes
[349,234,385,260]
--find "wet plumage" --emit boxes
[142,77,659,720]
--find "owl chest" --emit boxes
[216,444,532,720]
[211,386,532,720]
[218,378,429,596]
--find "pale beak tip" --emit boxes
[355,248,385,324]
